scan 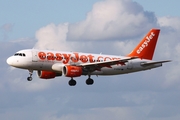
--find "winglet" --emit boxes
[127,29,160,60]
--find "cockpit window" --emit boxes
[14,53,26,57]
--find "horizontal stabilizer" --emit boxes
[141,60,171,66]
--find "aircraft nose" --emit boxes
[6,57,13,66]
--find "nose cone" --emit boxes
[7,57,13,66]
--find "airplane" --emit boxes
[6,29,170,86]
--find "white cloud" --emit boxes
[34,23,71,51]
[156,16,180,88]
[67,0,157,41]
[158,16,180,30]
[7,72,52,92]
[163,43,180,88]
[42,107,142,120]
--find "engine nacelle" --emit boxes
[52,63,64,72]
[63,65,82,77]
[37,70,56,79]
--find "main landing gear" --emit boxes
[86,75,94,85]
[86,78,94,85]
[27,70,33,81]
[68,75,94,86]
[68,78,77,86]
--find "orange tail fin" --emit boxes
[127,29,160,60]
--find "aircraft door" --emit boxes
[32,50,38,62]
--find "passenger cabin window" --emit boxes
[14,53,26,57]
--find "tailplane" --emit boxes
[127,29,160,60]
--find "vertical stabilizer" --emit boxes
[127,29,160,60]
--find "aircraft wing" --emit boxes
[140,60,171,66]
[76,56,138,70]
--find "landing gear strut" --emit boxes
[68,78,76,86]
[27,70,33,81]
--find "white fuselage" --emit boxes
[7,49,162,76]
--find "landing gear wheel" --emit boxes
[86,78,94,85]
[27,70,33,81]
[68,79,77,86]
[27,77,32,81]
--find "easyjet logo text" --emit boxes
[38,52,120,64]
[136,32,155,54]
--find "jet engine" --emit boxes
[37,70,61,79]
[63,65,82,77]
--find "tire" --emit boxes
[27,77,32,81]
[86,78,94,85]
[68,79,76,86]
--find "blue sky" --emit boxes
[0,0,99,41]
[1,0,180,120]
